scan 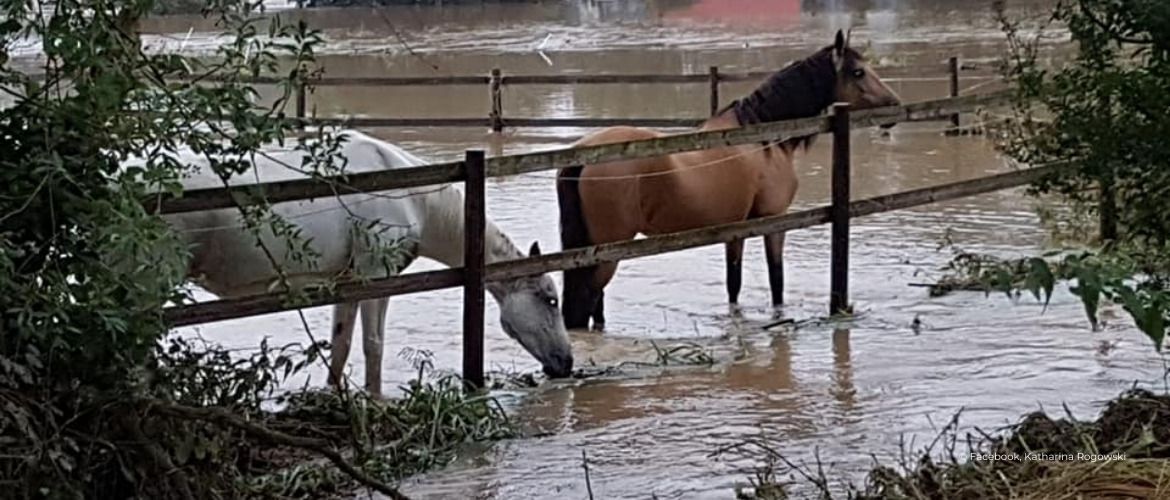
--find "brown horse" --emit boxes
[556,31,902,331]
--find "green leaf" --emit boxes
[1073,270,1102,330]
[1144,304,1165,352]
[1029,257,1056,311]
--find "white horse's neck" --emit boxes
[414,182,525,299]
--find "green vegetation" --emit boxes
[983,0,1170,352]
[0,0,509,498]
[930,0,1170,353]
[731,389,1170,500]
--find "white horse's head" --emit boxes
[494,241,573,378]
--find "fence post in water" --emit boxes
[829,103,852,316]
[947,56,961,134]
[709,66,720,116]
[294,80,307,130]
[489,68,503,133]
[462,150,487,389]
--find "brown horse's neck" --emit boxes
[718,50,839,126]
[701,112,740,131]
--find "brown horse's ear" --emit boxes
[529,241,542,257]
[833,30,846,71]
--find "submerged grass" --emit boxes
[730,388,1170,500]
[486,340,720,389]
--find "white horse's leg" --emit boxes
[359,298,391,398]
[328,302,360,389]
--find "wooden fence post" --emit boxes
[489,68,503,133]
[947,56,960,134]
[830,103,851,316]
[709,66,720,116]
[294,80,307,130]
[462,150,487,389]
[1099,177,1118,242]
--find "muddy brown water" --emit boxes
[131,1,1170,498]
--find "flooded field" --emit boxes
[127,0,1167,498]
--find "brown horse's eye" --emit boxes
[852,68,865,79]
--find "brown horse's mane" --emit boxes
[718,45,863,153]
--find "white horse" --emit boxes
[155,130,574,397]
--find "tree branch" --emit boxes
[1078,0,1153,45]
[144,401,413,500]
[120,412,195,500]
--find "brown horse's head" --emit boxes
[724,30,902,138]
[828,30,902,116]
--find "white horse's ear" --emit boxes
[529,241,541,256]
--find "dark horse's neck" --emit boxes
[727,50,838,126]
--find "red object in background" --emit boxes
[662,0,802,24]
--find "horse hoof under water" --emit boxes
[555,30,902,331]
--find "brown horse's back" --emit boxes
[568,126,764,243]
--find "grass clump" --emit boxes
[244,349,514,498]
[731,389,1170,500]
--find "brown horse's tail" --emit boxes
[556,165,601,329]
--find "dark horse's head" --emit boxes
[728,29,902,142]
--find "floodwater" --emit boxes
[135,0,1168,498]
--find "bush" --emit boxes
[0,0,508,497]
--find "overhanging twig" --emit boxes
[146,401,413,500]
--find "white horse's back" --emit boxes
[165,131,429,189]
[157,131,446,298]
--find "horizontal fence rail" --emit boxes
[305,117,708,129]
[177,63,995,87]
[161,57,1001,134]
[150,90,1016,215]
[165,161,1063,327]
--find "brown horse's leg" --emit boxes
[725,239,744,305]
[764,233,786,307]
[557,164,601,330]
[591,290,606,331]
[562,266,600,330]
[589,261,619,331]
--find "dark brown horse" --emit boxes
[556,31,902,331]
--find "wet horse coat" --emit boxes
[556,31,901,330]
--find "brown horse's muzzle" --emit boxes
[878,96,902,129]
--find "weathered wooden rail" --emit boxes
[152,91,1012,214]
[214,58,996,132]
[160,89,1047,389]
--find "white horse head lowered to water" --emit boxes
[157,130,573,397]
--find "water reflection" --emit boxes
[831,328,857,413]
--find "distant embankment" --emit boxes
[301,0,544,7]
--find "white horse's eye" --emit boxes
[547,297,558,307]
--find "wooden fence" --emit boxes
[157,88,1050,389]
[261,56,990,131]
